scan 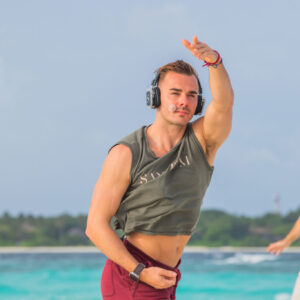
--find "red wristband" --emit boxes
[202,50,221,67]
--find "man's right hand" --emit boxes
[140,266,177,289]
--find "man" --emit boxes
[267,216,300,300]
[86,36,234,299]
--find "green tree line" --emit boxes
[0,208,299,247]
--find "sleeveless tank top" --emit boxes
[111,123,214,236]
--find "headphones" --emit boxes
[146,73,205,115]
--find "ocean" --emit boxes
[0,250,299,300]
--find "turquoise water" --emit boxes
[0,251,299,299]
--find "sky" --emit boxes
[0,0,300,217]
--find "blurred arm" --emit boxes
[267,217,300,255]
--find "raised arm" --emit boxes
[85,144,177,289]
[182,36,234,164]
[267,217,300,256]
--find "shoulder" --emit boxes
[108,143,132,160]
[98,144,132,189]
[105,144,132,172]
[110,126,145,159]
[119,126,145,144]
[107,126,146,179]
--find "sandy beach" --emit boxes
[1,246,300,254]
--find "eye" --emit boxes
[171,92,179,95]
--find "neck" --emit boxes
[146,119,187,157]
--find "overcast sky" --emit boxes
[1,0,300,217]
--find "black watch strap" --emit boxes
[129,263,146,282]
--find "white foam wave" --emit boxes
[219,253,278,265]
[274,293,291,300]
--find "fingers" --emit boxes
[267,243,276,252]
[154,278,176,289]
[183,37,205,50]
[192,36,207,49]
[141,267,177,289]
[182,39,192,50]
[267,242,284,255]
[183,36,213,62]
[158,268,177,289]
[159,268,177,278]
[267,245,278,254]
[193,35,199,45]
[161,277,176,288]
[268,248,279,255]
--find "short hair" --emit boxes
[156,60,199,84]
[155,60,202,94]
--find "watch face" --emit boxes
[129,263,146,282]
[129,272,139,282]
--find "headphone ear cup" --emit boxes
[146,73,161,109]
[153,87,161,108]
[195,77,204,115]
[146,89,153,107]
[195,95,205,115]
[146,87,161,108]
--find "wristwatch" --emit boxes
[129,263,146,282]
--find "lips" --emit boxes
[176,110,189,115]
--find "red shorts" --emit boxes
[101,239,181,299]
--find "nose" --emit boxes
[178,94,189,107]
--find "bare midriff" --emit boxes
[127,232,191,268]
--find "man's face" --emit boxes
[157,71,199,126]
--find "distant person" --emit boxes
[267,216,300,300]
[86,36,234,299]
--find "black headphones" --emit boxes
[146,73,205,115]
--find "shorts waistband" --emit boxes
[123,238,181,271]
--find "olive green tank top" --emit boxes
[112,123,214,236]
